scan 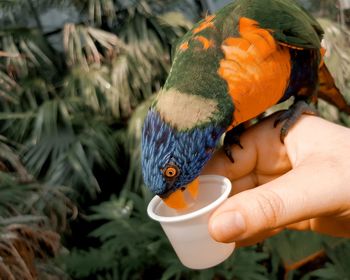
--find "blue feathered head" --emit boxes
[141,109,225,207]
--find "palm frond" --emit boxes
[0,124,75,232]
[64,191,272,280]
[0,224,62,279]
[0,69,19,103]
[63,24,124,67]
[319,18,350,98]
[0,135,31,179]
[0,1,199,279]
[63,192,169,279]
[0,27,57,78]
[21,114,118,197]
[0,215,46,227]
[85,0,116,26]
[266,231,325,269]
[64,64,112,114]
[0,169,76,232]
[302,240,350,280]
[0,174,37,216]
[156,11,193,37]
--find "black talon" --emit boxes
[274,111,288,128]
[224,145,235,163]
[223,124,245,163]
[274,100,317,143]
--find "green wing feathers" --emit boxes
[221,0,323,49]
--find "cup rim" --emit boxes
[147,175,231,223]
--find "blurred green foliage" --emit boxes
[0,0,350,279]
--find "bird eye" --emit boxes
[163,166,178,179]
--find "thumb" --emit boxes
[208,162,341,243]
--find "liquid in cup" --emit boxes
[147,175,235,269]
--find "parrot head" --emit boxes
[141,16,234,209]
[141,108,225,209]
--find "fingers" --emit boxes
[205,115,350,244]
[208,159,346,243]
[202,113,290,190]
[234,216,350,247]
[306,217,350,238]
[201,133,257,183]
[235,228,283,248]
[285,220,311,231]
[209,187,290,243]
[284,115,350,167]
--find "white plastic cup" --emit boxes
[147,175,235,269]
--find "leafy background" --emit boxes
[0,0,350,279]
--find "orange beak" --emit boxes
[162,177,200,210]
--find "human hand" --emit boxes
[201,114,350,247]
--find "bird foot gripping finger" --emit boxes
[224,145,235,163]
[274,100,317,143]
[223,124,245,163]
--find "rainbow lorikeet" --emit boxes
[141,0,350,209]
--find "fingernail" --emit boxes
[210,211,246,242]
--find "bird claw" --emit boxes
[274,100,317,143]
[224,145,235,163]
[223,124,245,163]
